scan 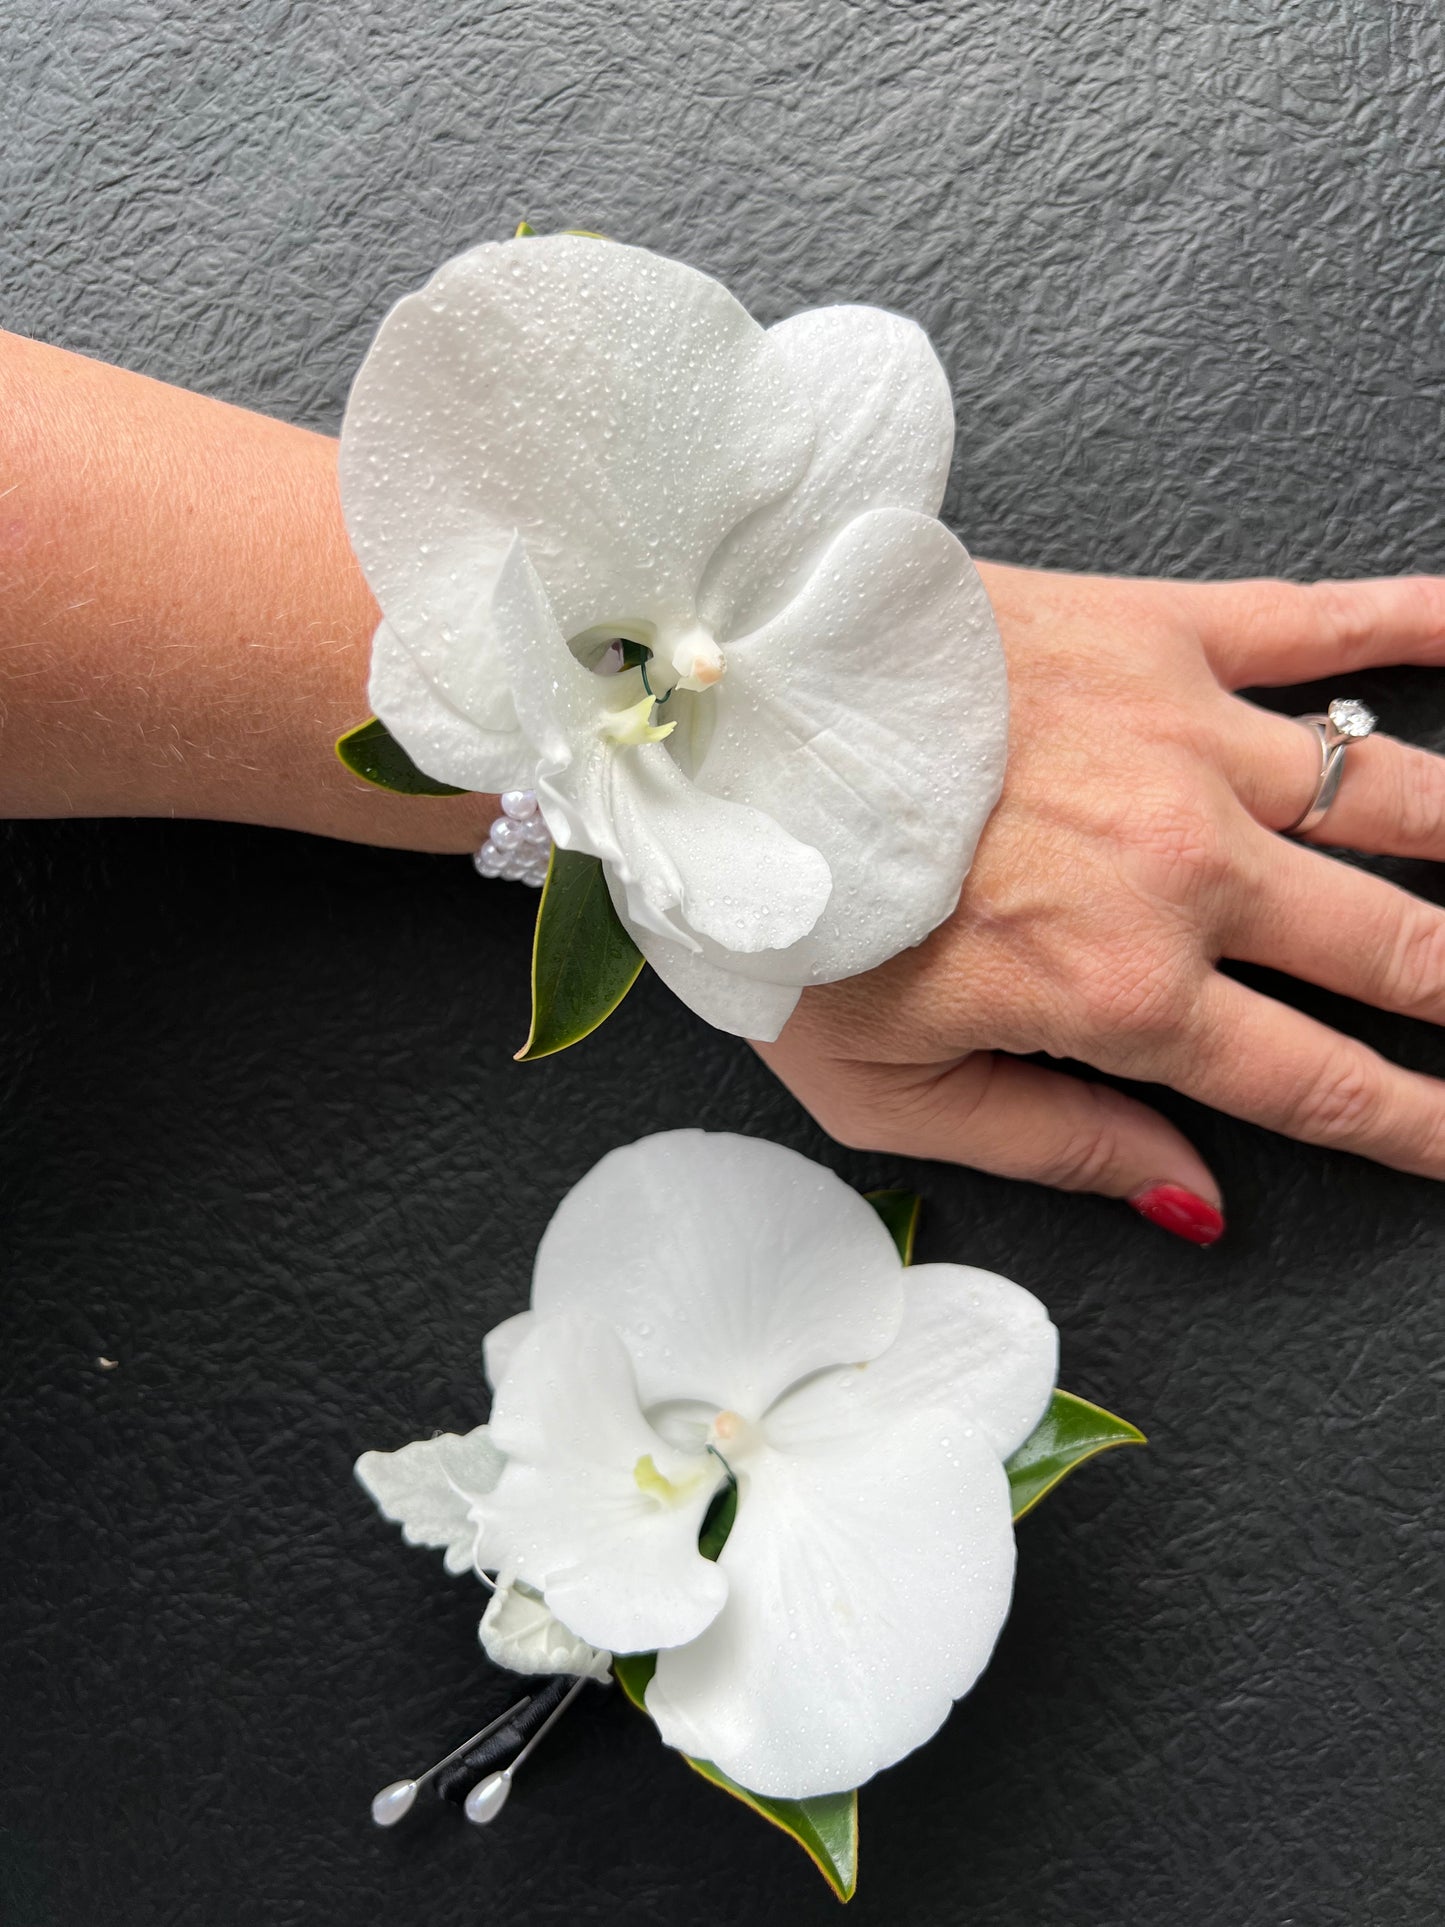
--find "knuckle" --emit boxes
[1032,1090,1131,1192]
[1391,754,1445,852]
[1072,946,1200,1052]
[1290,1052,1381,1143]
[810,1094,886,1154]
[1130,798,1233,903]
[807,1066,942,1155]
[1414,1108,1445,1176]
[1303,578,1375,663]
[1378,907,1445,1016]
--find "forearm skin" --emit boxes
[0,332,491,851]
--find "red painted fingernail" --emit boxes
[1128,1183,1225,1246]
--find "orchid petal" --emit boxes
[699,304,955,638]
[354,1425,503,1576]
[607,889,802,1041]
[691,507,1007,986]
[340,235,814,652]
[367,618,535,794]
[483,1310,534,1394]
[837,1262,1058,1459]
[489,540,832,953]
[582,741,831,954]
[479,1575,613,1682]
[646,1412,1015,1798]
[479,1312,727,1654]
[530,1131,904,1415]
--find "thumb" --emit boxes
[765,1047,1225,1245]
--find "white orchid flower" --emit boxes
[339,236,1008,1042]
[356,1132,1056,1799]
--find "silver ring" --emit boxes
[1282,697,1377,836]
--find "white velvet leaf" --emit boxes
[354,1425,503,1576]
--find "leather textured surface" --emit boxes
[2,3,1442,1923]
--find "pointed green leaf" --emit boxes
[613,1654,858,1902]
[697,1477,737,1562]
[335,716,466,796]
[514,219,537,236]
[1006,1389,1145,1520]
[865,1188,921,1265]
[516,848,644,1061]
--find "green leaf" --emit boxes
[865,1188,921,1265]
[334,716,466,797]
[613,1654,858,1903]
[1006,1389,1145,1520]
[698,1477,737,1562]
[516,848,644,1060]
[515,221,608,239]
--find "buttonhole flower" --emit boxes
[357,1131,1057,1799]
[339,236,1008,1041]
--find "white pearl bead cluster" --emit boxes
[473,791,553,887]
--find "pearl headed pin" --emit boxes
[463,1675,588,1827]
[370,1695,533,1828]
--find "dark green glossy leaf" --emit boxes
[515,848,644,1060]
[698,1477,737,1562]
[334,716,466,797]
[1006,1389,1145,1519]
[612,1654,858,1903]
[865,1188,920,1265]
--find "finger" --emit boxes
[1178,575,1445,689]
[1172,974,1445,1177]
[1224,700,1445,858]
[1225,827,1445,1024]
[762,1046,1225,1241]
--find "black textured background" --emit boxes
[2,4,1443,1924]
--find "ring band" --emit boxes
[1283,697,1377,836]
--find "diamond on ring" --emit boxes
[1327,697,1376,739]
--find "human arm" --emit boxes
[0,330,492,850]
[9,333,1445,1236]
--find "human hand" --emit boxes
[756,563,1445,1240]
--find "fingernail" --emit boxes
[1128,1183,1225,1246]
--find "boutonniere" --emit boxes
[357,1132,1141,1899]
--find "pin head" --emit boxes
[464,1769,513,1826]
[371,1779,418,1828]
